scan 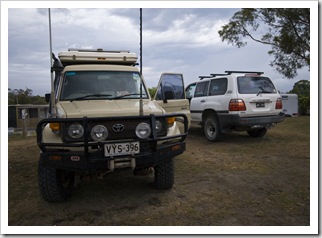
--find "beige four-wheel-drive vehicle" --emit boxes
[36,49,190,202]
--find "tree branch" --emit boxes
[241,26,279,47]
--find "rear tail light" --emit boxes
[229,99,246,111]
[275,98,283,109]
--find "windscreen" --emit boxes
[237,76,277,94]
[60,71,148,101]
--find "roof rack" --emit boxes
[68,48,130,53]
[225,71,264,75]
[199,76,213,80]
[58,49,138,66]
[199,73,230,80]
[210,73,229,77]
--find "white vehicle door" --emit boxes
[154,73,191,127]
[189,80,210,122]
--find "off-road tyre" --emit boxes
[38,159,75,202]
[204,115,222,142]
[247,128,267,138]
[154,157,174,189]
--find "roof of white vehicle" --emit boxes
[199,71,267,80]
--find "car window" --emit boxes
[237,76,277,94]
[194,81,209,97]
[185,83,196,99]
[209,78,227,96]
[155,74,185,100]
[60,71,148,100]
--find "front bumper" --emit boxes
[36,114,188,172]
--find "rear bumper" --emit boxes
[218,112,285,128]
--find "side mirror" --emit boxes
[45,93,51,103]
[163,90,174,103]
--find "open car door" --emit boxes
[154,73,191,131]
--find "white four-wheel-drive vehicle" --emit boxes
[36,49,190,202]
[185,71,285,141]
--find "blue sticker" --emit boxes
[66,72,76,76]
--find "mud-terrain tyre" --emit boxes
[247,128,267,138]
[38,159,75,202]
[154,157,174,189]
[204,116,222,142]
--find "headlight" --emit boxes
[91,125,108,141]
[135,122,151,139]
[68,123,84,139]
[155,120,163,134]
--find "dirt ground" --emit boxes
[8,116,310,228]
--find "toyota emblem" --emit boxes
[113,124,124,133]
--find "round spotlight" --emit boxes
[68,123,84,139]
[91,125,108,141]
[135,122,151,139]
[155,120,163,133]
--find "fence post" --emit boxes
[21,109,28,137]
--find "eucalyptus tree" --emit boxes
[218,8,310,79]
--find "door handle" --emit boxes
[181,107,187,110]
[200,100,206,103]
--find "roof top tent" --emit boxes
[281,93,298,117]
[58,48,138,66]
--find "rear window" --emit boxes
[237,76,277,94]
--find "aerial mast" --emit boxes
[139,8,143,116]
[48,8,56,118]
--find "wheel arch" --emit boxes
[202,109,218,123]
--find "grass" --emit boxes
[7,116,311,227]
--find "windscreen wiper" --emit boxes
[112,93,145,99]
[257,90,272,96]
[257,87,272,96]
[71,94,112,101]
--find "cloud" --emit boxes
[143,9,232,48]
[5,7,311,96]
[49,9,140,50]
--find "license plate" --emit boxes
[256,102,265,108]
[104,142,140,156]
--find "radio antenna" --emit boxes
[139,8,143,116]
[48,8,56,118]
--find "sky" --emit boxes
[2,1,317,97]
